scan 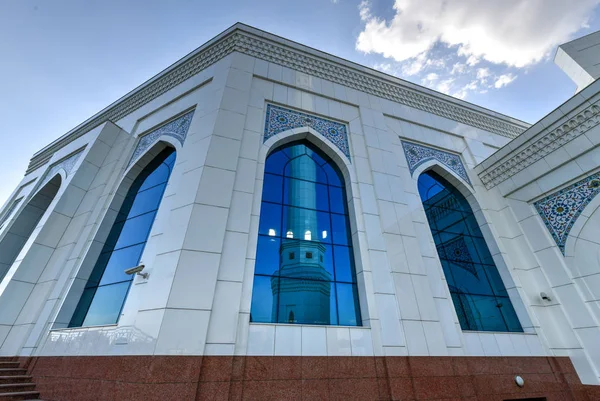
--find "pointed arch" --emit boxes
[417,167,523,332]
[66,141,177,327]
[251,138,362,326]
[0,174,62,282]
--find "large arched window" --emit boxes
[418,170,522,332]
[0,175,61,282]
[69,148,176,327]
[251,141,361,326]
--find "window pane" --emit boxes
[322,162,342,187]
[283,177,329,212]
[333,245,355,283]
[263,174,283,203]
[81,282,131,327]
[467,294,509,332]
[114,211,157,250]
[284,155,326,184]
[265,151,289,175]
[164,152,176,169]
[276,277,336,325]
[254,235,282,276]
[419,170,522,333]
[250,275,277,323]
[337,283,361,326]
[71,148,175,328]
[329,186,347,214]
[498,296,522,332]
[139,163,171,192]
[258,202,282,237]
[331,213,351,245]
[279,240,334,280]
[282,206,331,244]
[251,141,360,327]
[99,244,145,286]
[69,287,97,328]
[120,183,166,221]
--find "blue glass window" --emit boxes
[250,141,361,326]
[69,148,176,327]
[418,171,522,332]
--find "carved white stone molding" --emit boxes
[40,149,84,188]
[27,26,527,175]
[478,102,600,189]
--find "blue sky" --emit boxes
[1,0,599,207]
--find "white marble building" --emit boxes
[0,23,599,397]
[555,30,600,93]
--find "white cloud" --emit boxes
[466,55,480,67]
[436,78,454,94]
[401,52,427,75]
[425,72,439,81]
[494,73,517,88]
[476,68,490,82]
[450,63,466,75]
[356,0,599,68]
[373,63,393,73]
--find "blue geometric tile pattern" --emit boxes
[401,140,471,185]
[534,172,600,255]
[264,104,351,160]
[129,110,195,167]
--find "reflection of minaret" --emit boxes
[271,147,332,324]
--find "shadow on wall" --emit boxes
[0,174,61,282]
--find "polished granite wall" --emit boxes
[18,355,600,400]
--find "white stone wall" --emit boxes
[1,48,588,382]
[475,80,600,384]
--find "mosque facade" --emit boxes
[0,23,599,400]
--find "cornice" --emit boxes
[478,101,600,189]
[26,25,527,174]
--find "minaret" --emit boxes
[271,146,332,324]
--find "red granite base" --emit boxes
[15,355,599,400]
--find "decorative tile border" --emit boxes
[534,172,600,255]
[27,26,526,174]
[39,149,84,188]
[128,110,195,168]
[264,104,351,160]
[401,140,471,185]
[479,102,600,189]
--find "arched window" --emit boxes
[0,175,61,282]
[69,148,176,327]
[250,141,361,326]
[418,170,522,332]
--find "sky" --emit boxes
[0,0,599,207]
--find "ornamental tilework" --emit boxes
[401,141,471,186]
[40,150,84,188]
[129,110,195,167]
[264,104,351,160]
[534,172,600,255]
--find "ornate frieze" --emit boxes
[27,26,526,174]
[264,104,350,160]
[534,172,600,255]
[479,102,600,189]
[401,140,471,185]
[40,149,84,188]
[128,110,195,167]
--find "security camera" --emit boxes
[124,264,148,279]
